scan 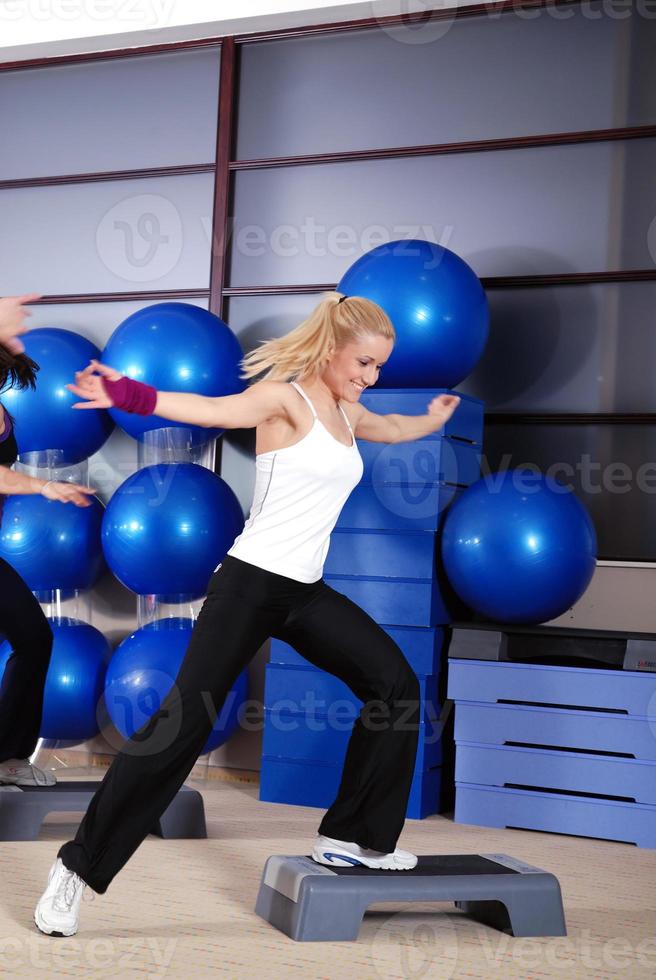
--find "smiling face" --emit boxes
[321,333,394,402]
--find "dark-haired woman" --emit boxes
[0,295,98,787]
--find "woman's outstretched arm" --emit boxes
[67,360,291,430]
[352,393,461,444]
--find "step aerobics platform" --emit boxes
[256,853,566,942]
[0,781,207,841]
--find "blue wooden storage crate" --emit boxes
[359,389,484,445]
[324,574,451,626]
[455,741,656,805]
[448,659,656,715]
[357,437,482,487]
[259,756,441,820]
[264,662,440,720]
[325,528,437,580]
[448,656,656,847]
[454,783,656,849]
[262,709,443,771]
[336,482,459,532]
[269,627,444,678]
[453,701,656,760]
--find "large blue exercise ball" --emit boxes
[0,494,105,599]
[102,463,243,599]
[104,618,248,754]
[441,470,597,624]
[102,303,244,443]
[2,328,114,464]
[0,619,111,742]
[337,239,489,388]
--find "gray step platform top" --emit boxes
[256,853,567,942]
[0,781,207,841]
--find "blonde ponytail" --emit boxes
[239,291,395,382]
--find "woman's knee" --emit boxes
[373,653,420,705]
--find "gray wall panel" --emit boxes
[0,173,214,295]
[236,12,652,158]
[0,48,220,180]
[228,140,656,286]
[460,282,656,413]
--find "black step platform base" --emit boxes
[255,853,566,942]
[0,781,207,841]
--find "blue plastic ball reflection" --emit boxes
[337,239,489,388]
[0,619,111,742]
[2,328,114,464]
[104,618,247,754]
[0,494,105,599]
[102,302,244,444]
[441,470,597,624]
[102,463,243,599]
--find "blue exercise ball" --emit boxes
[102,463,243,599]
[0,493,105,599]
[337,239,489,388]
[102,302,244,443]
[104,618,247,754]
[441,470,597,624]
[2,328,114,464]
[0,619,111,742]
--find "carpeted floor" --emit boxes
[1,767,654,979]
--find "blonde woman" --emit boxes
[35,292,460,937]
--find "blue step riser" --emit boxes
[326,529,437,580]
[336,483,459,532]
[263,713,443,770]
[269,628,444,678]
[454,702,656,761]
[360,389,484,445]
[357,439,481,487]
[454,783,656,849]
[455,742,656,805]
[260,758,441,820]
[264,664,440,717]
[325,575,451,627]
[448,660,656,716]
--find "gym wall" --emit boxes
[1,2,655,772]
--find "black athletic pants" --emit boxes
[0,557,54,763]
[59,556,420,893]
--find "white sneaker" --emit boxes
[0,758,56,787]
[34,859,87,936]
[312,834,418,870]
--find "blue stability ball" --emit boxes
[102,303,244,444]
[102,463,244,599]
[2,328,114,464]
[337,239,489,388]
[0,494,105,599]
[0,619,110,742]
[441,470,597,624]
[104,618,248,754]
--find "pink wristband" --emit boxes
[102,376,158,415]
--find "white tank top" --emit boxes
[226,381,364,583]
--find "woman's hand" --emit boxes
[427,393,461,424]
[0,294,41,355]
[66,359,123,409]
[41,481,97,507]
